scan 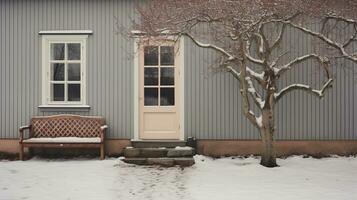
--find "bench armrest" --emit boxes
[100,125,108,142]
[19,125,31,142]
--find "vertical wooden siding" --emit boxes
[0,0,136,139]
[0,0,356,140]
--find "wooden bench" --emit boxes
[19,115,108,160]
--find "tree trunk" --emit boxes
[260,107,278,167]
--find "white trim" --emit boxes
[39,30,93,35]
[179,37,185,140]
[133,38,140,140]
[41,35,88,106]
[38,105,90,108]
[133,37,185,141]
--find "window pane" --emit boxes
[144,46,158,66]
[68,63,81,81]
[144,68,158,86]
[160,68,174,85]
[51,84,64,101]
[144,88,158,106]
[160,88,175,106]
[51,43,65,60]
[68,43,81,60]
[68,84,81,101]
[51,63,65,81]
[160,46,174,65]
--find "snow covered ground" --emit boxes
[1,155,356,200]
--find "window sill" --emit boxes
[38,105,91,112]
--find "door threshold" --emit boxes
[130,140,186,148]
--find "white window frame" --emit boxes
[41,35,88,106]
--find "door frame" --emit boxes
[133,37,185,141]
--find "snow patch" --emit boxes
[273,66,281,75]
[259,101,265,108]
[175,146,193,150]
[247,88,256,93]
[246,67,264,80]
[1,156,357,200]
[256,115,263,127]
[131,30,144,34]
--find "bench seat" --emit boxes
[22,137,101,144]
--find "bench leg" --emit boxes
[19,144,24,161]
[28,147,33,158]
[100,144,105,160]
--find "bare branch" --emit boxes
[274,54,329,76]
[343,24,357,48]
[245,76,265,109]
[325,14,357,25]
[274,78,333,101]
[226,66,240,79]
[184,33,235,60]
[270,23,287,50]
[245,40,265,65]
[246,67,265,85]
[232,72,260,129]
[253,33,265,55]
[238,44,261,129]
[281,20,357,63]
[269,51,289,69]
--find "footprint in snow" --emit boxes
[9,169,18,174]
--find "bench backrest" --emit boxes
[30,115,105,138]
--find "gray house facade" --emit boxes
[1,0,357,156]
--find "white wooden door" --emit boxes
[139,40,180,140]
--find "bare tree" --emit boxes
[133,0,357,167]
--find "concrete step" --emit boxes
[124,148,168,158]
[124,147,195,158]
[122,158,147,165]
[173,157,195,167]
[167,147,195,157]
[122,146,196,167]
[131,140,186,148]
[123,157,195,167]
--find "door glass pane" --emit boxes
[51,84,64,101]
[160,46,174,65]
[160,68,174,85]
[51,43,65,60]
[51,63,65,81]
[144,68,158,86]
[144,46,158,66]
[68,43,81,60]
[160,88,175,106]
[144,88,158,106]
[68,84,81,101]
[68,63,81,81]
